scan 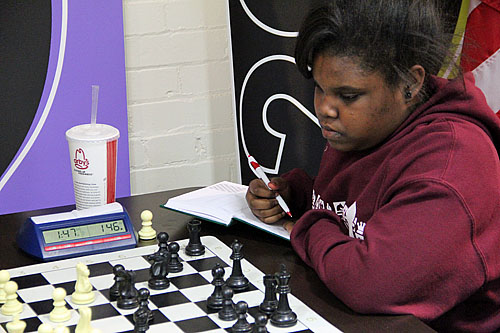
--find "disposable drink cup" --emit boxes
[66,124,119,210]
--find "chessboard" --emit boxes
[0,236,341,333]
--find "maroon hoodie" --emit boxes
[285,73,500,332]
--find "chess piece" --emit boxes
[226,239,249,291]
[49,288,71,322]
[154,232,169,257]
[0,269,10,304]
[109,264,125,301]
[185,219,205,256]
[75,306,95,333]
[218,285,237,321]
[206,263,225,310]
[252,313,269,333]
[53,327,69,333]
[1,281,23,316]
[138,210,157,241]
[139,287,154,323]
[231,301,252,333]
[71,263,96,304]
[37,323,54,333]
[133,288,153,332]
[167,242,183,273]
[6,313,26,333]
[117,270,139,309]
[147,251,170,290]
[270,264,297,327]
[259,274,278,315]
[133,308,149,333]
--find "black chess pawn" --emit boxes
[207,263,225,310]
[252,313,269,333]
[218,285,237,321]
[155,232,170,257]
[185,219,205,256]
[231,301,252,333]
[117,270,139,309]
[259,274,278,315]
[167,241,183,273]
[134,288,153,329]
[226,239,249,291]
[147,251,170,290]
[270,264,297,328]
[109,264,125,301]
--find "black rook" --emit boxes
[185,219,205,256]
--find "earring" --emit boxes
[404,85,412,100]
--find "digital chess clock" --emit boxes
[17,202,137,261]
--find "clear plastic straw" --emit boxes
[91,85,99,126]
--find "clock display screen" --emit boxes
[42,220,127,244]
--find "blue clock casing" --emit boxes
[17,202,138,261]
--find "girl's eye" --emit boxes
[340,94,360,102]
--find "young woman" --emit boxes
[245,1,500,331]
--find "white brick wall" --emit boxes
[123,0,239,195]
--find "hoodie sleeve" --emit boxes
[280,168,314,218]
[290,178,486,322]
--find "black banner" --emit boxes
[229,0,325,184]
[0,0,51,179]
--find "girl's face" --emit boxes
[313,54,411,151]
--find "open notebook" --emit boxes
[161,181,290,240]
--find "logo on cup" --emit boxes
[74,148,89,170]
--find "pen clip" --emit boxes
[249,161,259,170]
[247,155,260,178]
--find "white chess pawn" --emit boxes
[6,313,26,333]
[49,288,71,322]
[37,323,54,333]
[0,269,10,304]
[138,210,157,241]
[71,263,95,304]
[1,281,23,316]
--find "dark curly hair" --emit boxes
[295,0,461,100]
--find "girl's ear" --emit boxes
[403,65,426,104]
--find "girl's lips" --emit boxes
[321,126,342,139]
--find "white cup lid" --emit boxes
[66,124,120,142]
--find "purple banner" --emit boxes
[0,0,130,214]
